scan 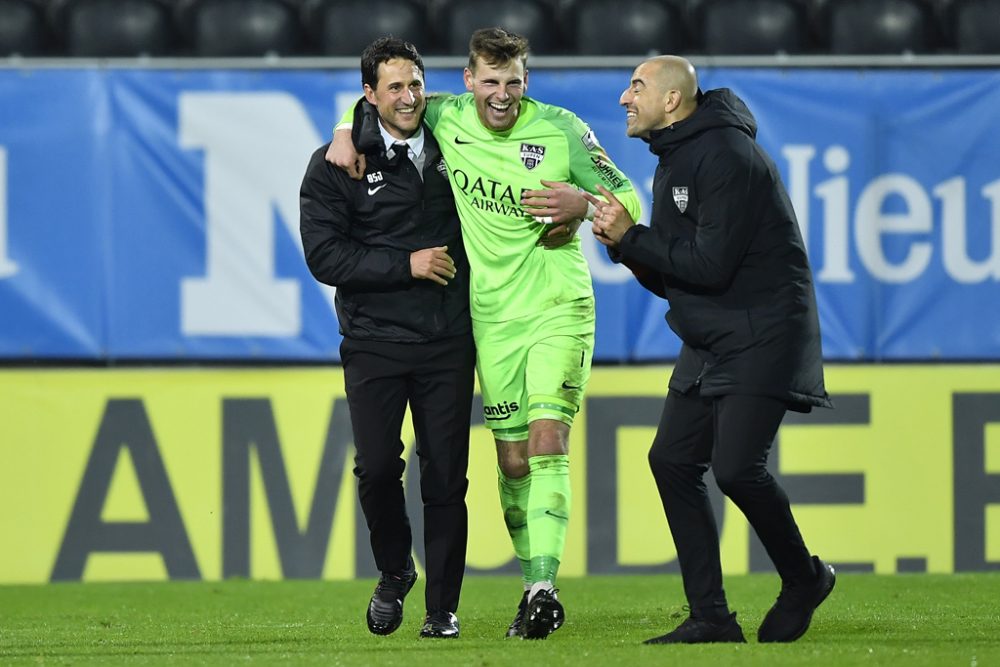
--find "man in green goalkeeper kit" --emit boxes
[328,27,641,639]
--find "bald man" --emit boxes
[587,56,837,645]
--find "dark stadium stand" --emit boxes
[570,0,687,55]
[435,0,561,54]
[302,0,429,55]
[0,0,48,56]
[699,0,810,54]
[949,0,1000,53]
[50,0,175,56]
[0,0,998,56]
[823,0,937,53]
[177,0,303,56]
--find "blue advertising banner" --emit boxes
[1,67,998,361]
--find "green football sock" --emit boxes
[527,454,571,584]
[498,467,532,587]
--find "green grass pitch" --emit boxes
[2,574,998,665]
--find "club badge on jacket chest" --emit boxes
[656,165,695,221]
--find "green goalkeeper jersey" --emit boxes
[422,94,641,322]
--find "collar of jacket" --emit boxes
[646,88,757,156]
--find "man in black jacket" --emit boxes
[587,56,836,645]
[300,37,474,640]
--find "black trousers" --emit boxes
[648,387,815,616]
[341,333,475,614]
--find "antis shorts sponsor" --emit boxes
[483,400,520,421]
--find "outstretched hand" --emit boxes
[325,128,366,180]
[586,185,635,247]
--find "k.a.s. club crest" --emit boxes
[672,186,689,213]
[520,143,545,170]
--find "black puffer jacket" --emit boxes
[615,88,831,411]
[300,102,470,343]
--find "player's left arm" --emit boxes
[567,118,641,223]
[523,116,640,222]
[523,110,640,246]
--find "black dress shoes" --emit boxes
[644,612,747,644]
[758,556,836,642]
[366,565,417,635]
[420,609,460,638]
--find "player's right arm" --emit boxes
[325,100,366,179]
[325,95,453,178]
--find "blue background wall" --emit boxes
[2,67,999,361]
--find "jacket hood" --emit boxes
[352,100,387,156]
[647,88,757,155]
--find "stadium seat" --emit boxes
[950,0,1000,53]
[571,0,687,55]
[438,0,560,55]
[699,0,810,54]
[49,0,174,57]
[824,0,936,53]
[177,0,303,56]
[302,0,430,55]
[0,0,48,56]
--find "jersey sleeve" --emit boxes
[422,94,449,130]
[334,98,361,132]
[563,113,642,222]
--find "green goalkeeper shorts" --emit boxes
[473,296,595,442]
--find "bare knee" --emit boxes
[528,419,569,457]
[496,440,529,478]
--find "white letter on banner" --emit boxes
[178,92,326,336]
[0,146,18,278]
[855,174,932,283]
[813,146,854,283]
[937,176,1000,283]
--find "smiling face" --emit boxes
[464,56,527,132]
[364,58,425,140]
[619,61,670,139]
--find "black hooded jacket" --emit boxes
[614,88,831,410]
[300,101,470,343]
